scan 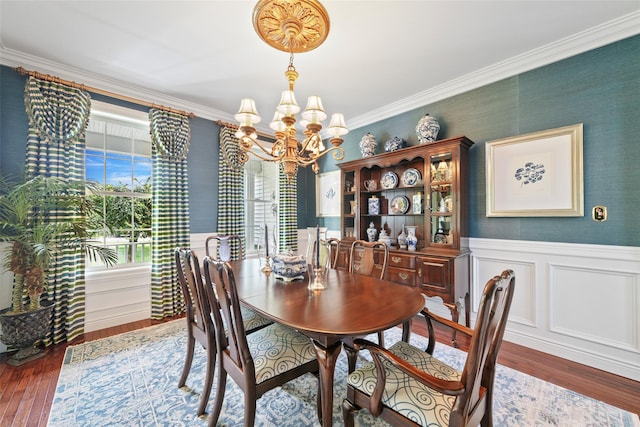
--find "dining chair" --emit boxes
[342,269,516,427]
[348,239,388,280]
[343,239,399,371]
[326,237,341,268]
[330,239,351,271]
[175,248,216,417]
[205,234,243,261]
[202,258,321,427]
[174,248,271,417]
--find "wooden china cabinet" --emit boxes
[337,136,474,324]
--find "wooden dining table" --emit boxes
[228,258,425,427]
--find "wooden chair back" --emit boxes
[333,239,352,271]
[175,248,209,343]
[205,234,243,261]
[202,259,250,375]
[326,237,341,268]
[451,269,516,425]
[349,240,389,279]
[342,269,516,427]
[201,258,320,426]
[174,248,216,416]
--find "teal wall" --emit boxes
[2,35,638,244]
[319,35,640,247]
[0,66,318,232]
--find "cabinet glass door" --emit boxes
[342,170,356,239]
[429,152,454,245]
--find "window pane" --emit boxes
[105,152,133,190]
[134,157,152,192]
[245,159,278,255]
[86,102,152,269]
[86,149,105,186]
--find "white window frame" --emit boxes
[85,101,152,270]
[244,154,279,257]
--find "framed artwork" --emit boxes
[486,123,583,217]
[316,170,341,217]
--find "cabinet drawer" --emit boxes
[386,267,416,287]
[387,252,415,269]
[416,256,453,300]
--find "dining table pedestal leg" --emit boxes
[312,339,343,427]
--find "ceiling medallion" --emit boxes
[235,0,347,182]
[252,0,330,53]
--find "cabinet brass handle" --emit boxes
[399,272,408,280]
[392,256,402,264]
[418,269,422,277]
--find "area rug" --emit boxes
[48,320,639,426]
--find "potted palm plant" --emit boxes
[0,175,117,365]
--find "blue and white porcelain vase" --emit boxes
[405,225,418,251]
[366,222,378,242]
[368,195,380,215]
[397,224,407,249]
[384,136,406,152]
[359,132,377,157]
[415,113,440,144]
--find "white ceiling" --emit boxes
[1,1,639,133]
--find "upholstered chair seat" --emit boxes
[347,340,461,426]
[246,323,318,384]
[240,305,273,333]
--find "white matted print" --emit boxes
[486,123,583,217]
[316,170,341,217]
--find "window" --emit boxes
[85,102,152,268]
[244,158,278,256]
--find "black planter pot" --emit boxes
[0,301,54,366]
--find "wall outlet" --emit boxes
[592,206,607,222]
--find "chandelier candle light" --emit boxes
[234,0,349,181]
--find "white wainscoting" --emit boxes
[469,237,640,381]
[84,265,151,332]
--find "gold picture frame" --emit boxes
[486,123,583,217]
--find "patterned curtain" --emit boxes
[149,108,191,319]
[217,126,245,260]
[23,76,91,344]
[278,165,298,253]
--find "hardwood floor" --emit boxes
[1,315,638,426]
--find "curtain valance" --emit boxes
[219,125,246,170]
[24,76,91,144]
[149,108,191,161]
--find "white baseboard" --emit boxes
[84,308,151,333]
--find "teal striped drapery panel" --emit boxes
[149,109,191,319]
[278,165,298,253]
[217,126,246,260]
[24,76,91,345]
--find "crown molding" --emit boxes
[0,43,235,123]
[2,10,638,132]
[346,10,640,131]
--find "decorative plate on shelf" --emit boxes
[380,171,399,189]
[401,168,422,186]
[390,195,410,214]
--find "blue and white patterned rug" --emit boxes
[48,320,639,426]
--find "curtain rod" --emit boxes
[15,66,196,118]
[216,120,274,140]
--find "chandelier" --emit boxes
[234,0,349,181]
